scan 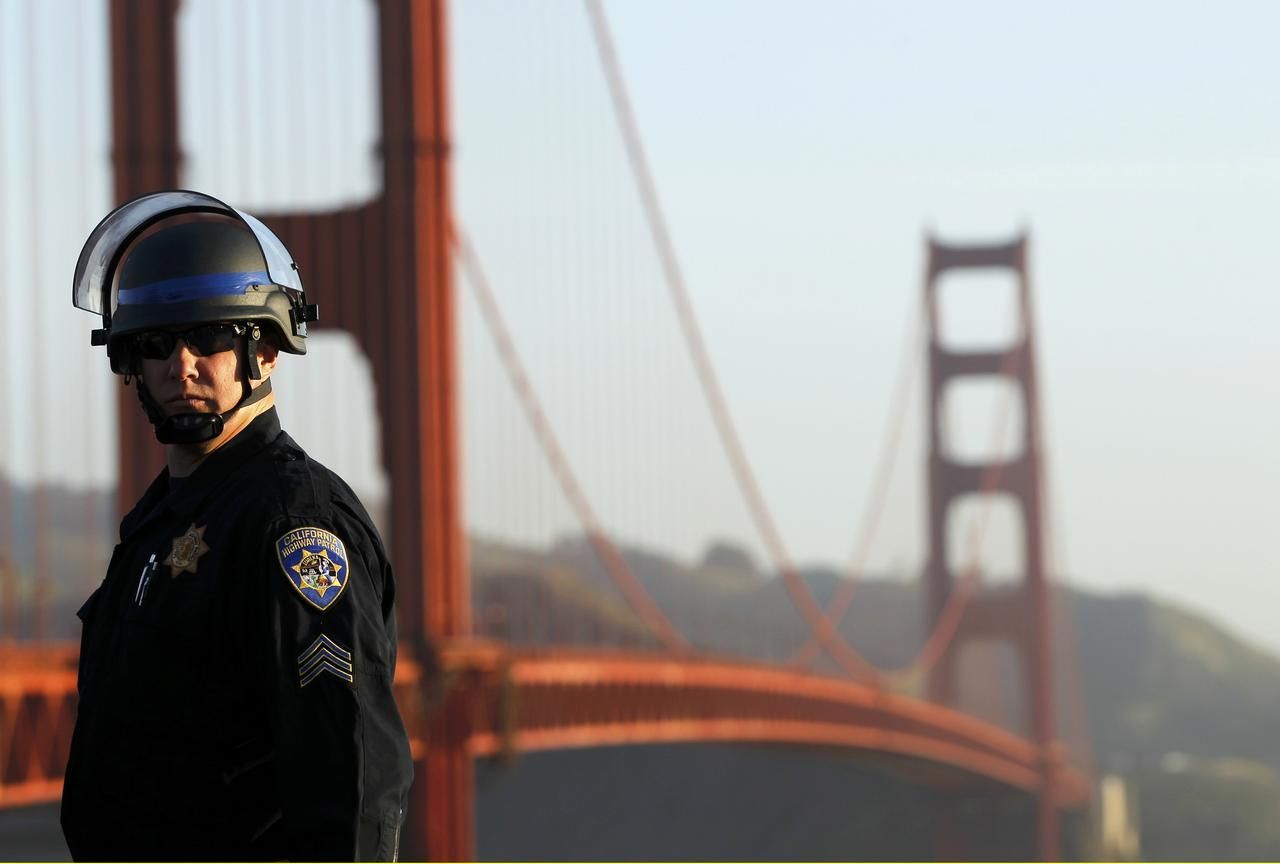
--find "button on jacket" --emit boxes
[61,408,413,861]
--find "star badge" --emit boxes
[290,549,345,599]
[165,523,210,577]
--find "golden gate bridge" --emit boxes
[1,0,1094,859]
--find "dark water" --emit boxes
[476,742,1048,861]
[0,803,69,861]
[0,744,1063,860]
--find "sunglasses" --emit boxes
[132,322,248,360]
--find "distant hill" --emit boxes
[1074,590,1280,772]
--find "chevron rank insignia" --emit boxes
[298,634,354,687]
[276,527,349,611]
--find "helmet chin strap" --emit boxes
[141,377,274,445]
[134,331,273,446]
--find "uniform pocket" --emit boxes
[76,587,103,624]
[74,587,105,697]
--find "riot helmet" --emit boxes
[73,190,319,445]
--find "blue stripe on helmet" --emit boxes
[117,270,271,305]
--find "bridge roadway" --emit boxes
[2,639,1088,816]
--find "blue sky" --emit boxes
[2,0,1278,654]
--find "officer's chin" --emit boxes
[163,398,214,417]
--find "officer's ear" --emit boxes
[255,335,280,380]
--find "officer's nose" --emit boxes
[167,339,201,379]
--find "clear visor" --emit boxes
[72,190,303,316]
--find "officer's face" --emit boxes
[139,324,276,417]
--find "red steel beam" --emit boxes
[924,234,1064,859]
[434,644,1092,809]
[108,0,181,511]
[412,3,471,857]
[0,643,1090,816]
[257,1,467,850]
[0,645,78,807]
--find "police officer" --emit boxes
[62,191,413,860]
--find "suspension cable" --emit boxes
[583,0,894,680]
[788,293,925,669]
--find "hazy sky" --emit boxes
[2,1,1277,654]
[454,0,1280,655]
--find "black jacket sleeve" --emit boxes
[253,506,413,861]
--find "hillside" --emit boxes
[1075,590,1280,772]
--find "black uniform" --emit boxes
[61,408,413,861]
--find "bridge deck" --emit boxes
[1,640,1089,810]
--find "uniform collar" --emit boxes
[120,408,283,540]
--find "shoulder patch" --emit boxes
[276,526,350,611]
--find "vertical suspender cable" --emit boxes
[0,2,13,641]
[575,28,590,565]
[242,0,255,200]
[241,0,257,199]
[27,3,50,641]
[287,0,302,201]
[77,0,101,599]
[552,15,567,554]
[322,18,336,475]
[535,10,550,559]
[213,0,228,193]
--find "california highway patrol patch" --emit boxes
[276,527,349,611]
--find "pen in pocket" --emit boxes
[134,553,158,606]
